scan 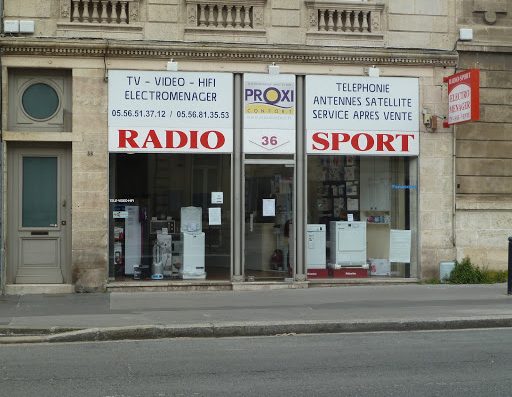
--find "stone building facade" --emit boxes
[0,0,505,294]
[454,0,512,270]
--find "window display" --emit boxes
[109,153,231,281]
[307,155,416,279]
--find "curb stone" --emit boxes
[0,327,82,337]
[2,317,512,344]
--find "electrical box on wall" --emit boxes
[4,20,19,33]
[19,20,35,33]
[3,19,35,34]
[459,28,473,41]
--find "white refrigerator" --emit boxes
[180,206,206,279]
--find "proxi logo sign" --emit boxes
[244,86,295,115]
[243,73,296,154]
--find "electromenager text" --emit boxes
[124,90,217,101]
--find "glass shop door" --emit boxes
[244,162,294,281]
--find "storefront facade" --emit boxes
[1,0,466,293]
[105,71,421,286]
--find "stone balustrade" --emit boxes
[64,0,139,24]
[186,1,265,30]
[306,1,384,35]
[318,9,370,32]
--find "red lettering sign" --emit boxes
[444,69,480,126]
[116,128,228,152]
[310,131,417,155]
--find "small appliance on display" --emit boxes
[306,224,328,278]
[113,226,124,275]
[124,206,142,276]
[169,240,183,277]
[151,231,172,280]
[329,221,368,278]
[180,206,206,279]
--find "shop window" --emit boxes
[306,155,417,280]
[109,153,231,282]
[8,69,72,132]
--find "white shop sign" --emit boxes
[306,76,419,156]
[243,73,296,154]
[108,70,233,153]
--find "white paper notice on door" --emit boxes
[262,199,276,217]
[389,229,412,263]
[211,192,224,204]
[208,207,221,225]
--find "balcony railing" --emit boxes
[199,4,252,29]
[186,0,265,30]
[61,0,139,24]
[306,1,384,35]
[318,9,370,32]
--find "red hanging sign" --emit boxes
[444,69,480,126]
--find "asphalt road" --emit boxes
[1,329,512,397]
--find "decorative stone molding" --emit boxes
[60,0,139,24]
[0,38,458,68]
[473,0,507,25]
[305,0,385,37]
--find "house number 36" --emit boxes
[261,136,278,146]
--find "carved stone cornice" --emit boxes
[0,38,458,67]
[457,42,512,53]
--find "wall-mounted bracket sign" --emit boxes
[305,76,419,156]
[243,73,296,154]
[443,69,480,126]
[108,71,233,153]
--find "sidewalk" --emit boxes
[1,283,511,343]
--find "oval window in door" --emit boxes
[21,82,60,121]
